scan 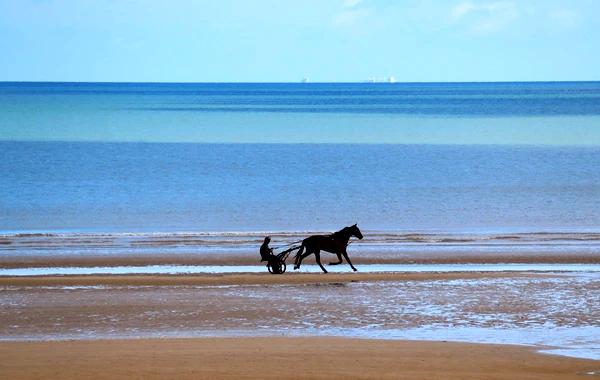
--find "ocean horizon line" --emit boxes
[3,140,600,148]
[2,80,600,85]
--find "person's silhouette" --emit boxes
[260,236,274,262]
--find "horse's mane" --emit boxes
[331,226,352,238]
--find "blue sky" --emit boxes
[1,0,599,82]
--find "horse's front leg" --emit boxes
[328,252,343,265]
[342,250,357,272]
[314,251,328,273]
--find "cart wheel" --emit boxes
[267,261,286,274]
[267,263,281,274]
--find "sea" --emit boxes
[2,82,600,358]
[1,81,600,259]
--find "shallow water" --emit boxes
[2,263,600,276]
[2,230,600,267]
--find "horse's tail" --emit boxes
[293,243,305,268]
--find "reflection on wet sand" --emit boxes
[1,272,598,359]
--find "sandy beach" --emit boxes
[2,235,599,378]
[1,337,598,380]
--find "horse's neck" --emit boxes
[332,229,351,243]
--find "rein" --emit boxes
[271,239,303,251]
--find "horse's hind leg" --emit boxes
[294,250,313,270]
[314,251,328,273]
[342,250,357,272]
[328,253,343,265]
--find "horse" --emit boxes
[293,224,363,273]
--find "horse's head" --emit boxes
[350,223,363,239]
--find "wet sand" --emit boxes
[2,271,598,378]
[2,272,598,350]
[1,337,598,380]
[0,271,540,287]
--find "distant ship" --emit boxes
[365,76,397,83]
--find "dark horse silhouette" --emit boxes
[293,224,363,273]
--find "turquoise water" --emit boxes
[1,82,600,144]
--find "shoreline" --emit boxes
[2,252,599,269]
[0,337,597,379]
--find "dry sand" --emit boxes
[1,337,597,380]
